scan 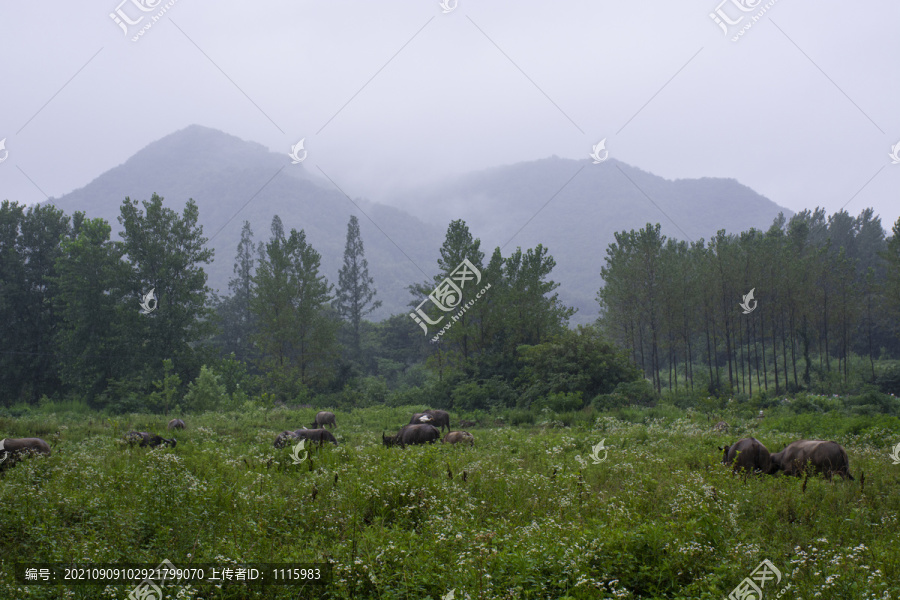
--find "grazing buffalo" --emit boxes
[294,428,338,446]
[0,438,51,468]
[713,421,729,433]
[125,431,177,448]
[410,409,450,432]
[274,431,300,449]
[442,431,474,446]
[310,411,337,429]
[720,437,771,474]
[769,440,853,480]
[458,419,477,428]
[383,424,441,448]
[167,419,185,430]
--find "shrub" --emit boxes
[536,391,584,413]
[874,363,900,395]
[183,365,227,412]
[614,379,657,406]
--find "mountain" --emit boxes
[48,125,442,322]
[391,156,793,324]
[48,125,793,325]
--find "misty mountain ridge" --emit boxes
[48,125,793,325]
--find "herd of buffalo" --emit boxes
[0,413,854,482]
[719,428,854,480]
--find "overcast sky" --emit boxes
[1,1,898,230]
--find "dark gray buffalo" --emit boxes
[167,419,185,430]
[769,440,853,480]
[125,431,177,448]
[410,409,450,432]
[383,424,441,448]
[442,431,474,446]
[0,438,51,468]
[274,431,300,449]
[720,437,771,474]
[310,411,337,429]
[294,428,338,446]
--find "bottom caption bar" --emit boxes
[15,560,332,588]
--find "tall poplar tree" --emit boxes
[334,215,381,360]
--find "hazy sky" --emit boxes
[1,1,898,229]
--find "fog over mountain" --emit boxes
[49,125,792,325]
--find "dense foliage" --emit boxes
[597,208,900,397]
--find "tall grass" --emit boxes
[0,405,898,599]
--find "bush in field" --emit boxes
[874,362,900,395]
[613,379,657,406]
[516,325,642,408]
[387,385,430,408]
[844,386,900,415]
[592,392,628,410]
[356,375,388,407]
[183,365,227,412]
[451,381,491,411]
[100,374,149,414]
[148,358,181,415]
[449,377,517,411]
[536,391,584,412]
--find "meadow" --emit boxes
[1,403,899,600]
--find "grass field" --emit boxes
[1,404,899,599]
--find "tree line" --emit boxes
[1,196,641,413]
[596,208,900,397]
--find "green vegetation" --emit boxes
[598,209,900,397]
[1,402,898,599]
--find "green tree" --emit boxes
[118,194,215,385]
[183,365,227,412]
[53,217,134,402]
[334,215,381,360]
[516,325,642,407]
[252,216,337,400]
[149,358,182,415]
[217,221,257,362]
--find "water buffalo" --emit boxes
[458,419,477,428]
[442,431,474,446]
[310,411,337,429]
[294,428,338,446]
[125,431,177,448]
[720,437,771,474]
[769,440,853,480]
[410,410,450,432]
[167,419,185,430]
[274,431,300,449]
[0,438,51,468]
[383,424,441,448]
